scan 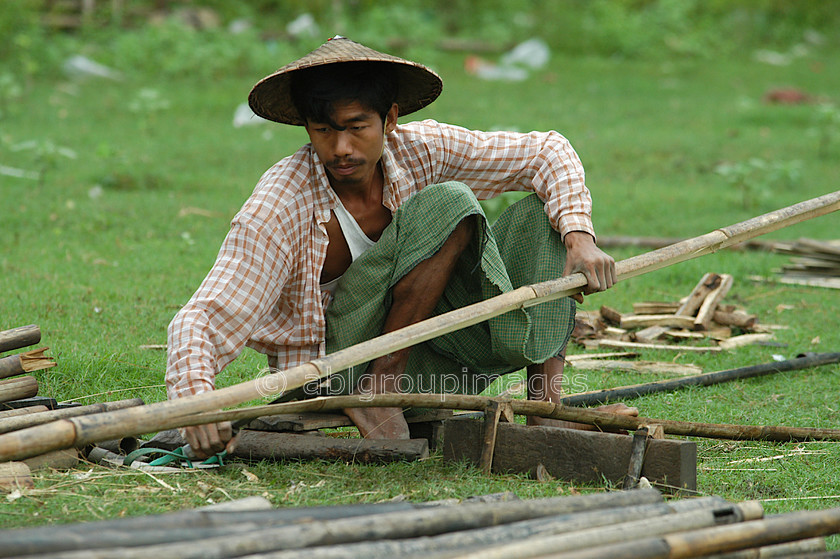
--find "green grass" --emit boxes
[1,31,839,541]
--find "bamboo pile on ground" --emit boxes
[0,325,55,406]
[0,488,838,558]
[0,324,149,488]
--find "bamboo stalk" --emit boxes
[0,191,838,462]
[559,352,840,407]
[0,348,56,380]
[0,398,144,435]
[0,376,38,404]
[5,489,663,559]
[0,325,40,354]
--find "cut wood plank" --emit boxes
[583,339,722,353]
[676,273,721,317]
[633,302,680,315]
[712,309,757,329]
[634,325,670,343]
[694,274,733,330]
[718,333,775,350]
[567,360,702,376]
[620,314,696,329]
[232,430,429,463]
[442,417,697,492]
[778,275,840,289]
[599,305,623,325]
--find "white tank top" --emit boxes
[320,197,376,296]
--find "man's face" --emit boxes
[305,100,398,189]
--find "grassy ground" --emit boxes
[1,33,839,539]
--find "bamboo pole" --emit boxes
[0,348,57,380]
[0,376,38,404]
[559,352,840,407]
[0,325,40,354]
[0,191,838,461]
[0,398,144,435]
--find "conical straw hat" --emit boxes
[248,36,443,126]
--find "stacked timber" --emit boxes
[573,273,776,354]
[0,489,837,558]
[0,325,55,407]
[0,324,148,489]
[774,238,840,289]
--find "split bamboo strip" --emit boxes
[0,325,40,354]
[0,398,144,435]
[559,352,840,407]
[0,348,56,379]
[554,507,840,559]
[17,489,664,559]
[0,191,838,461]
[0,376,38,404]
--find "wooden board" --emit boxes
[442,417,696,492]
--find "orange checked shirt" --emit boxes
[166,119,596,400]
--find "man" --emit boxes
[166,37,634,458]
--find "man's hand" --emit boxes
[183,422,237,459]
[563,231,616,302]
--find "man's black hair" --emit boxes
[290,61,398,129]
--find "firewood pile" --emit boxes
[774,238,840,289]
[0,489,838,558]
[572,273,775,354]
[0,324,146,490]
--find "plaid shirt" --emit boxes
[166,119,595,400]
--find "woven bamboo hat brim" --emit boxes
[248,36,443,125]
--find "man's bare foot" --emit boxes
[527,402,639,431]
[344,406,411,439]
